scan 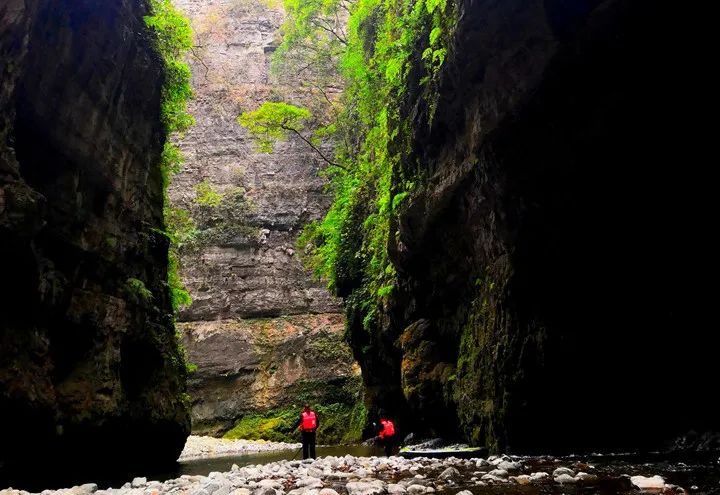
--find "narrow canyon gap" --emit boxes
[167,0,363,439]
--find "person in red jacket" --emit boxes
[374,409,397,456]
[291,403,319,459]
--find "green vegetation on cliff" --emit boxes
[144,0,194,313]
[241,0,456,329]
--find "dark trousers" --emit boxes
[302,431,316,459]
[381,435,395,456]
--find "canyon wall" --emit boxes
[170,0,360,437]
[345,0,718,452]
[0,0,189,483]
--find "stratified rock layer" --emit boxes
[347,0,718,452]
[0,0,189,482]
[170,0,341,320]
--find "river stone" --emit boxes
[554,474,577,484]
[456,491,473,495]
[575,472,598,482]
[132,479,147,489]
[406,485,426,495]
[297,478,323,489]
[530,472,549,480]
[487,469,508,478]
[202,482,221,494]
[258,481,283,490]
[438,468,460,481]
[512,475,531,485]
[630,475,665,491]
[475,459,490,469]
[213,484,232,495]
[480,474,507,483]
[387,485,406,494]
[308,468,324,478]
[346,481,384,495]
[497,460,521,472]
[231,489,252,495]
[552,467,574,477]
[318,489,339,495]
[254,488,277,495]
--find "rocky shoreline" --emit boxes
[2,450,698,495]
[179,436,301,461]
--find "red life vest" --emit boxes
[300,410,318,432]
[379,419,395,439]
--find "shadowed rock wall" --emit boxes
[346,0,718,453]
[1,0,189,483]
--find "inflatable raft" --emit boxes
[398,446,489,459]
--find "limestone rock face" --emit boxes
[182,314,360,435]
[169,0,352,433]
[0,0,189,482]
[346,0,718,452]
[170,0,341,321]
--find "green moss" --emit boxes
[104,236,118,248]
[451,266,509,452]
[144,0,195,316]
[124,277,153,302]
[305,331,354,361]
[223,401,366,444]
[194,179,223,207]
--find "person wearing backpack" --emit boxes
[374,409,397,456]
[291,403,319,459]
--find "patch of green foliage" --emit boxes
[223,401,366,444]
[144,0,195,314]
[194,179,224,207]
[191,186,256,247]
[124,277,154,303]
[144,0,194,134]
[238,102,312,153]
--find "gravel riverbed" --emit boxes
[3,450,712,495]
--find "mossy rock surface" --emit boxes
[223,401,367,445]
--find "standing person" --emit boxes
[292,403,319,459]
[374,409,397,456]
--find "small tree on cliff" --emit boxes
[237,102,347,172]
